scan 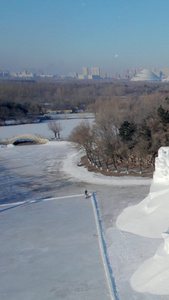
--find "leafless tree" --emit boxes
[48,121,63,139]
[68,121,95,162]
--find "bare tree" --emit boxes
[48,121,63,139]
[68,121,95,162]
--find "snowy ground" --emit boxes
[1,141,169,299]
[0,195,110,300]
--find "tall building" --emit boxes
[100,72,107,79]
[122,69,129,79]
[0,70,9,77]
[82,67,89,77]
[91,67,100,79]
[91,67,100,76]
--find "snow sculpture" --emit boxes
[162,230,169,254]
[116,147,169,295]
[153,147,169,183]
[130,229,169,295]
[116,146,169,238]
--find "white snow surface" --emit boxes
[116,146,169,295]
[62,147,152,186]
[1,132,169,297]
[0,118,93,140]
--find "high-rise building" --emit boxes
[0,70,9,77]
[91,67,100,79]
[122,69,129,79]
[100,72,107,79]
[82,67,89,77]
[91,67,100,76]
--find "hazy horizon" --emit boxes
[1,0,169,75]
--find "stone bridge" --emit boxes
[1,134,49,146]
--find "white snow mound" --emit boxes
[116,147,169,238]
[116,146,169,294]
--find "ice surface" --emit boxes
[116,147,169,295]
[0,119,94,140]
[1,137,169,298]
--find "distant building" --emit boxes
[107,72,120,79]
[0,70,9,77]
[39,74,54,78]
[107,72,114,79]
[68,72,78,78]
[100,72,107,79]
[91,67,100,79]
[82,67,89,78]
[18,70,35,78]
[122,69,129,79]
[78,74,84,80]
[10,72,18,77]
[129,69,137,78]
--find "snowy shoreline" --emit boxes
[62,144,152,186]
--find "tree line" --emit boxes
[0,101,42,124]
[1,79,169,124]
[69,94,169,175]
[1,79,169,131]
[0,80,106,123]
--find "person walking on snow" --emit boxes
[84,190,88,199]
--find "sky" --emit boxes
[1,0,169,75]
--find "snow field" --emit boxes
[1,137,169,297]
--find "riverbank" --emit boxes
[79,155,154,178]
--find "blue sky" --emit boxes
[1,0,169,75]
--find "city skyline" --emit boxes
[1,0,169,75]
[2,66,169,81]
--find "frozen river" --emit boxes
[0,122,168,299]
[0,118,94,140]
[0,142,79,204]
[0,120,94,204]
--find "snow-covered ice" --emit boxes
[0,118,93,140]
[1,138,169,298]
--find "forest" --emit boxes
[68,83,169,176]
[1,79,169,175]
[0,79,169,124]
